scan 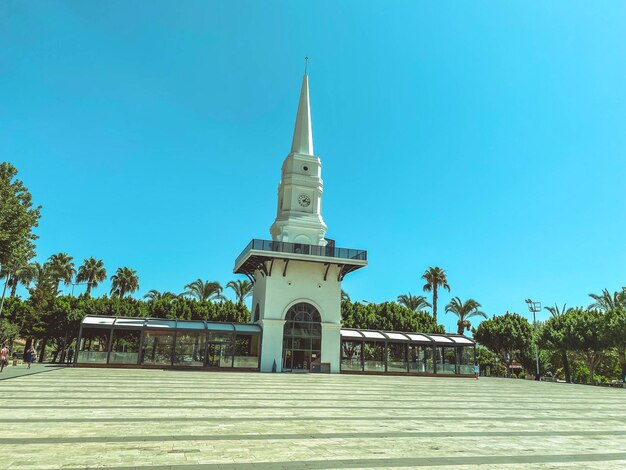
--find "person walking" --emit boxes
[473,362,480,380]
[25,345,36,369]
[67,346,74,365]
[0,344,9,372]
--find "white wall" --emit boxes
[252,259,342,372]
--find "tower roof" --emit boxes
[290,74,314,156]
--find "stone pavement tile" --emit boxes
[0,368,624,469]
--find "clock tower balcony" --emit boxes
[234,239,367,282]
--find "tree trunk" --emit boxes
[619,345,626,384]
[432,287,438,323]
[10,279,17,297]
[457,321,464,335]
[561,349,571,383]
[38,337,48,363]
[85,283,92,297]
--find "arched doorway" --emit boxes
[282,302,322,371]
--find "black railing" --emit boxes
[235,239,367,267]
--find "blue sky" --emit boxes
[2,1,625,333]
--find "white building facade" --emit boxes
[234,73,367,373]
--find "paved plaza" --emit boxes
[0,368,624,469]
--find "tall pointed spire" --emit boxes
[290,73,314,156]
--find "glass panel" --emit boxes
[340,329,362,339]
[141,330,175,365]
[361,331,385,339]
[234,324,262,333]
[209,331,233,343]
[173,331,206,366]
[430,335,455,345]
[175,321,206,331]
[282,302,322,371]
[457,346,474,374]
[82,316,115,326]
[113,318,145,328]
[283,349,292,370]
[206,322,235,331]
[436,346,457,374]
[387,342,407,372]
[385,332,409,341]
[77,327,110,364]
[233,334,260,368]
[108,329,141,365]
[407,334,433,343]
[363,341,385,372]
[207,342,234,368]
[145,319,176,329]
[341,340,362,371]
[310,350,320,363]
[408,344,434,373]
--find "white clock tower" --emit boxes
[234,71,367,373]
[270,74,327,247]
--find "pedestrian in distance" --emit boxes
[25,345,36,369]
[473,362,480,380]
[0,344,9,372]
[67,346,74,365]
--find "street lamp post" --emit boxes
[58,280,93,296]
[525,298,541,381]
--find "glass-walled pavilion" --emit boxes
[76,315,261,370]
[340,328,475,375]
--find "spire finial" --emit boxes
[304,56,309,75]
[291,69,313,155]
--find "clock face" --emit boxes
[298,194,311,207]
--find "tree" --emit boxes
[184,279,224,302]
[561,308,610,382]
[396,293,431,312]
[542,303,573,382]
[588,289,626,383]
[0,162,41,269]
[421,266,450,322]
[110,267,139,298]
[226,279,252,306]
[588,288,626,312]
[341,300,444,334]
[28,262,56,296]
[1,260,35,297]
[143,290,179,301]
[341,290,350,302]
[445,297,487,335]
[46,253,75,293]
[605,308,626,383]
[474,312,533,374]
[76,258,107,296]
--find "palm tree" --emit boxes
[46,253,75,292]
[226,280,252,306]
[184,279,224,302]
[397,293,431,312]
[588,288,626,311]
[76,257,107,297]
[1,261,36,297]
[110,267,139,298]
[341,290,351,302]
[421,266,450,323]
[545,303,573,383]
[445,297,486,334]
[29,262,55,294]
[143,289,179,301]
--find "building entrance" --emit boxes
[282,303,322,371]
